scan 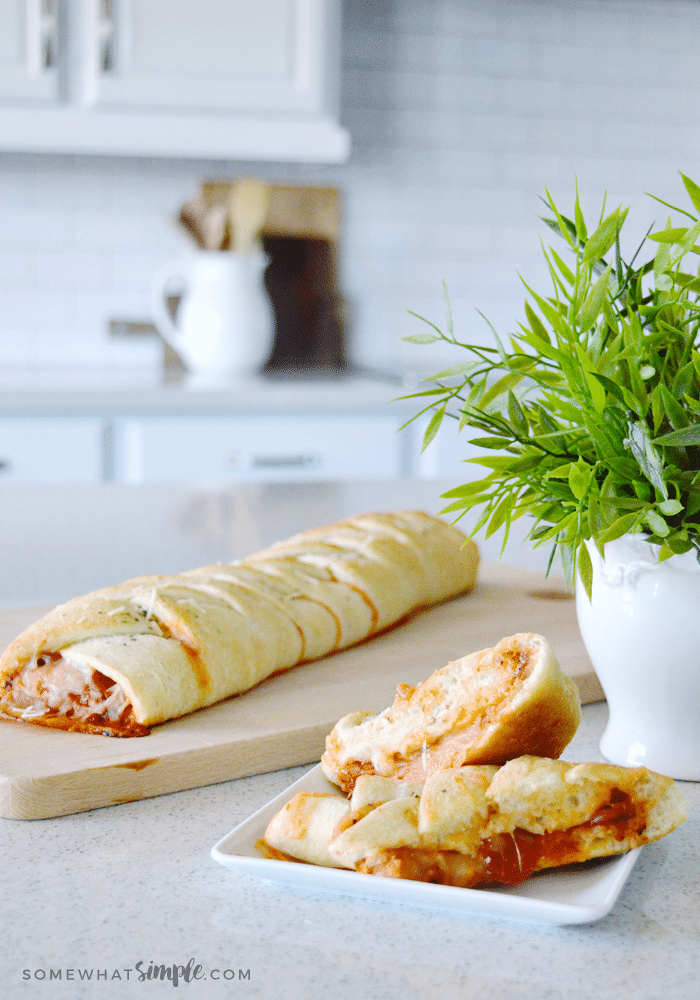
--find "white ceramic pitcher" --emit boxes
[151,251,275,377]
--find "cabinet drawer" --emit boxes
[0,419,104,483]
[113,416,404,483]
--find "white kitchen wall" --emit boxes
[1,0,700,373]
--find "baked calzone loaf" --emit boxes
[0,510,478,737]
[260,757,688,887]
[321,632,582,793]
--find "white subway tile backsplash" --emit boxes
[0,328,33,364]
[394,33,466,73]
[73,211,153,250]
[344,29,396,70]
[36,250,109,291]
[463,38,531,77]
[32,164,115,211]
[2,0,700,371]
[0,288,72,325]
[0,208,71,248]
[0,250,33,287]
[433,73,498,113]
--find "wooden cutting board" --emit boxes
[0,564,601,820]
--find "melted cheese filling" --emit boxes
[259,789,648,888]
[1,652,148,736]
[355,791,646,887]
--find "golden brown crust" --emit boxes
[321,633,581,794]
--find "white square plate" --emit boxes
[211,764,641,925]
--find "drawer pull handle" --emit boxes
[229,452,320,470]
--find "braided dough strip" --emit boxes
[0,510,478,736]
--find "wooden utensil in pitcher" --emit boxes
[229,179,271,255]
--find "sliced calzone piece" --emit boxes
[259,758,688,889]
[0,510,478,737]
[321,632,582,794]
[258,792,354,868]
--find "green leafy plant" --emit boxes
[399,174,700,597]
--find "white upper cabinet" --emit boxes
[0,0,350,162]
[0,0,59,102]
[95,0,332,117]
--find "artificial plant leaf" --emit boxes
[507,356,537,375]
[469,436,514,449]
[546,463,574,479]
[405,311,446,337]
[588,495,607,547]
[441,479,496,499]
[507,390,529,437]
[443,278,454,337]
[568,463,592,500]
[660,385,689,429]
[574,344,607,412]
[550,247,575,285]
[393,387,448,400]
[577,540,593,601]
[645,191,698,222]
[524,300,551,344]
[574,183,587,242]
[533,511,578,544]
[672,362,696,400]
[401,333,440,344]
[654,424,700,446]
[440,495,491,513]
[598,511,640,544]
[647,228,689,243]
[542,189,577,248]
[645,509,669,536]
[484,495,513,539]
[480,371,525,409]
[427,362,480,379]
[658,498,683,515]
[678,219,700,253]
[590,372,625,404]
[421,405,446,451]
[680,172,700,216]
[582,210,623,264]
[578,263,613,332]
[625,420,668,498]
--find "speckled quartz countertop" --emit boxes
[2,702,697,1000]
[1,478,698,999]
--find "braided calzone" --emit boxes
[0,510,478,737]
[259,757,687,887]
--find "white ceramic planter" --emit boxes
[575,534,700,780]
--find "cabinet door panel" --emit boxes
[0,0,58,102]
[94,0,330,115]
[114,416,402,483]
[0,419,104,483]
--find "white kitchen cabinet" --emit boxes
[0,0,349,162]
[112,415,406,483]
[95,0,333,117]
[0,418,104,483]
[0,0,58,102]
